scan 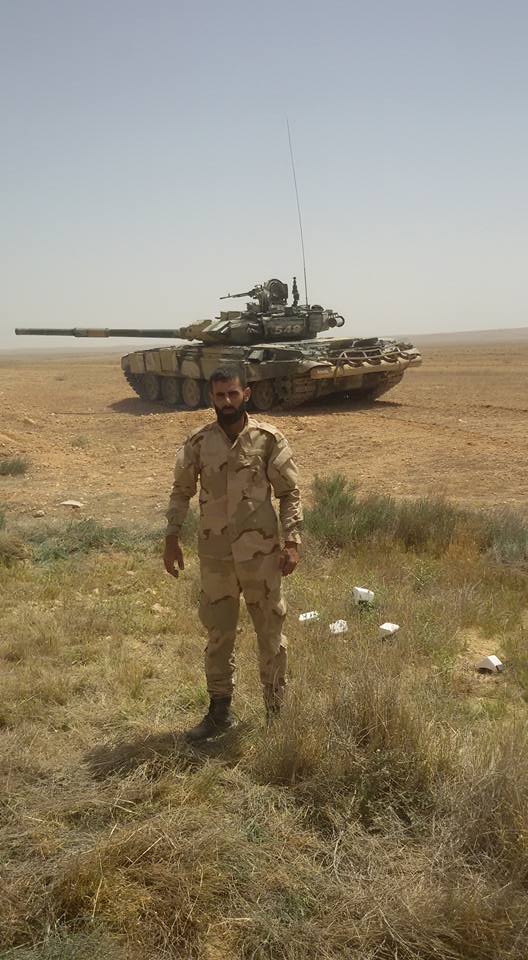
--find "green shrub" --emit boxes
[24,509,198,563]
[0,530,28,564]
[477,507,528,563]
[395,497,463,552]
[71,434,90,449]
[305,473,528,561]
[27,519,158,562]
[304,474,401,548]
[304,474,364,547]
[0,457,29,476]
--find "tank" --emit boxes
[15,277,422,411]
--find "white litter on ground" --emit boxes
[353,587,375,605]
[379,622,400,637]
[329,619,348,634]
[299,611,320,623]
[476,654,504,674]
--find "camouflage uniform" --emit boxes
[166,416,302,706]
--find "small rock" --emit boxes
[379,622,400,638]
[130,444,136,450]
[33,510,46,518]
[60,500,84,509]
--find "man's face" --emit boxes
[210,377,251,426]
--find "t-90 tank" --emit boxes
[15,277,421,411]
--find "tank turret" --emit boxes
[15,275,421,411]
[16,278,344,347]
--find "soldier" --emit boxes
[164,364,302,741]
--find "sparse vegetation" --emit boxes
[0,530,28,564]
[0,457,29,476]
[71,434,90,449]
[1,476,528,958]
[26,517,156,562]
[305,472,528,562]
[0,509,196,567]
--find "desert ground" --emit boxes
[1,333,528,529]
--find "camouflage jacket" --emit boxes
[166,415,302,562]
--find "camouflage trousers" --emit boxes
[198,547,287,706]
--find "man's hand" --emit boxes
[279,541,300,577]
[164,534,184,578]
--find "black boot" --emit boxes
[185,697,234,742]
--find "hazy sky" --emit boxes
[2,0,527,350]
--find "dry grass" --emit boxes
[2,482,528,958]
[0,457,29,476]
[70,434,90,449]
[305,473,528,562]
[0,529,29,564]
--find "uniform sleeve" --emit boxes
[266,434,303,544]
[165,437,200,537]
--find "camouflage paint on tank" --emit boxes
[121,337,421,408]
[14,275,422,410]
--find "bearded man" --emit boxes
[164,365,302,741]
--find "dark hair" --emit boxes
[209,365,247,389]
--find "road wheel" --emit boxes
[181,377,202,410]
[140,372,161,401]
[161,376,182,406]
[249,379,276,412]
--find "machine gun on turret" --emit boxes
[220,278,289,313]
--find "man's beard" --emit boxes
[214,399,247,427]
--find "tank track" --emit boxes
[124,369,405,411]
[124,370,144,398]
[122,336,420,411]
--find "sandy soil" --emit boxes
[1,335,528,529]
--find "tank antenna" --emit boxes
[286,118,309,307]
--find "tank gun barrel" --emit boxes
[15,327,192,339]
